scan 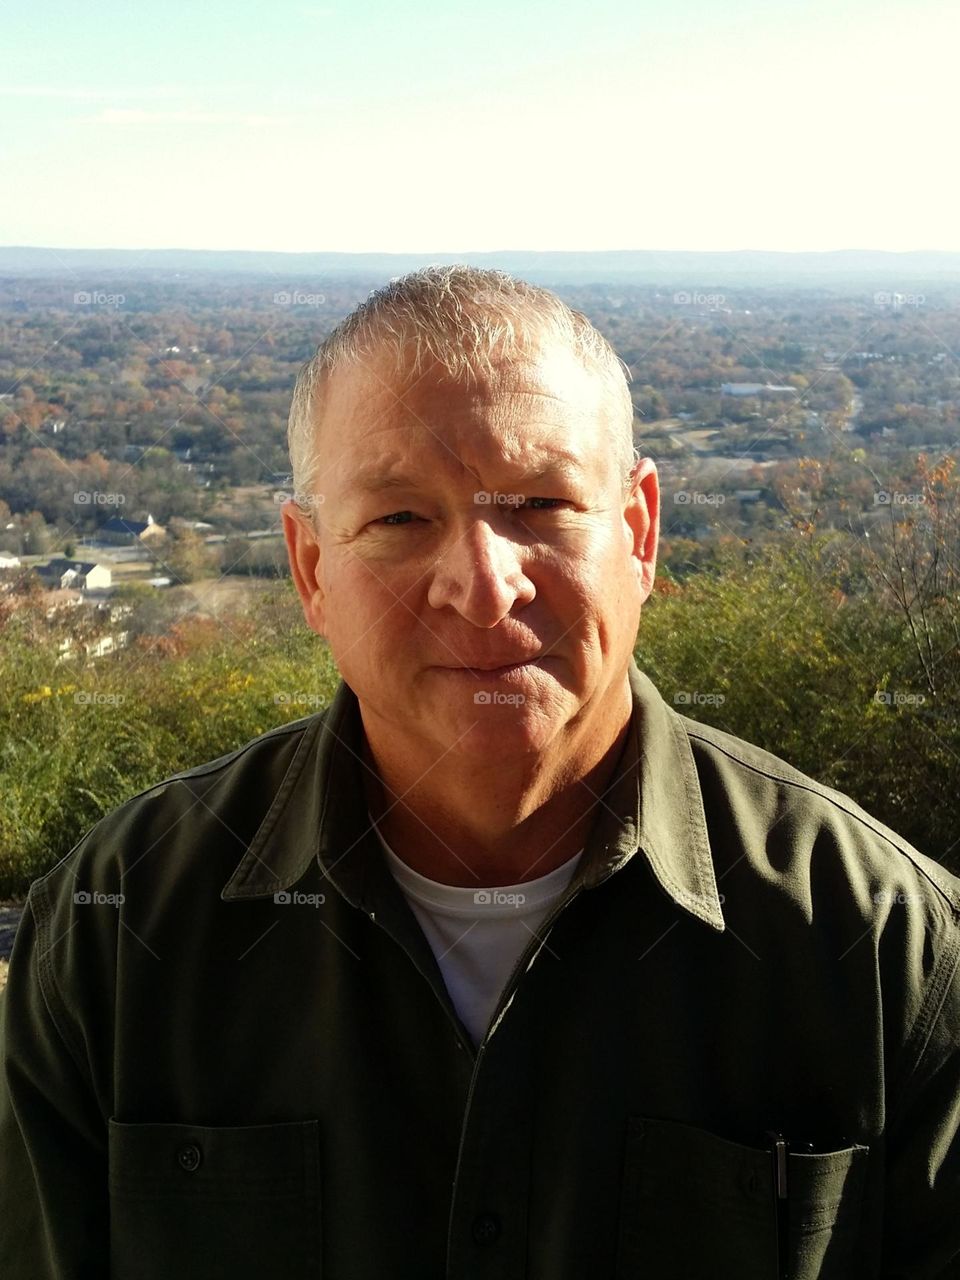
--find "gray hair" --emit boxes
[286,264,638,517]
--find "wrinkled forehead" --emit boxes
[316,341,619,477]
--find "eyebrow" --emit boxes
[353,472,421,493]
[350,455,587,493]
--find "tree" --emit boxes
[149,527,219,586]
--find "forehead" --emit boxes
[318,343,616,486]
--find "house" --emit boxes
[35,560,112,592]
[56,629,131,660]
[97,514,166,545]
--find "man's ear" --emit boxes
[281,499,327,637]
[623,457,660,604]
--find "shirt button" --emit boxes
[471,1212,502,1245]
[176,1143,202,1173]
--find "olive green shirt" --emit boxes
[2,659,959,1278]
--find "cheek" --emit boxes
[324,560,419,656]
[546,524,625,599]
[549,536,639,651]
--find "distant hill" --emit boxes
[3,246,960,287]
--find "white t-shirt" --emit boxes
[372,815,584,1048]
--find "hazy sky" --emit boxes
[2,0,957,253]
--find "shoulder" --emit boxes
[26,708,328,924]
[677,711,960,921]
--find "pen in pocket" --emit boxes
[765,1130,789,1280]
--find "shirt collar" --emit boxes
[221,658,725,933]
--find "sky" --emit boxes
[1,0,958,254]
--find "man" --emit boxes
[1,265,958,1279]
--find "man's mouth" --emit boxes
[435,657,544,676]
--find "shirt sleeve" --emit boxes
[0,895,109,1277]
[881,921,960,1278]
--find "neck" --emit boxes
[360,673,634,887]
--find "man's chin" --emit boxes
[426,692,569,758]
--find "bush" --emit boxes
[0,585,339,897]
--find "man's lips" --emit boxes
[434,657,544,673]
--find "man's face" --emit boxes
[283,340,659,759]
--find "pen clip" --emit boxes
[767,1131,788,1197]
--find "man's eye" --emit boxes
[375,511,421,526]
[516,498,568,511]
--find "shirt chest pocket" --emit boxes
[108,1118,321,1279]
[615,1115,869,1280]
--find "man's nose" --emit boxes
[426,518,536,626]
